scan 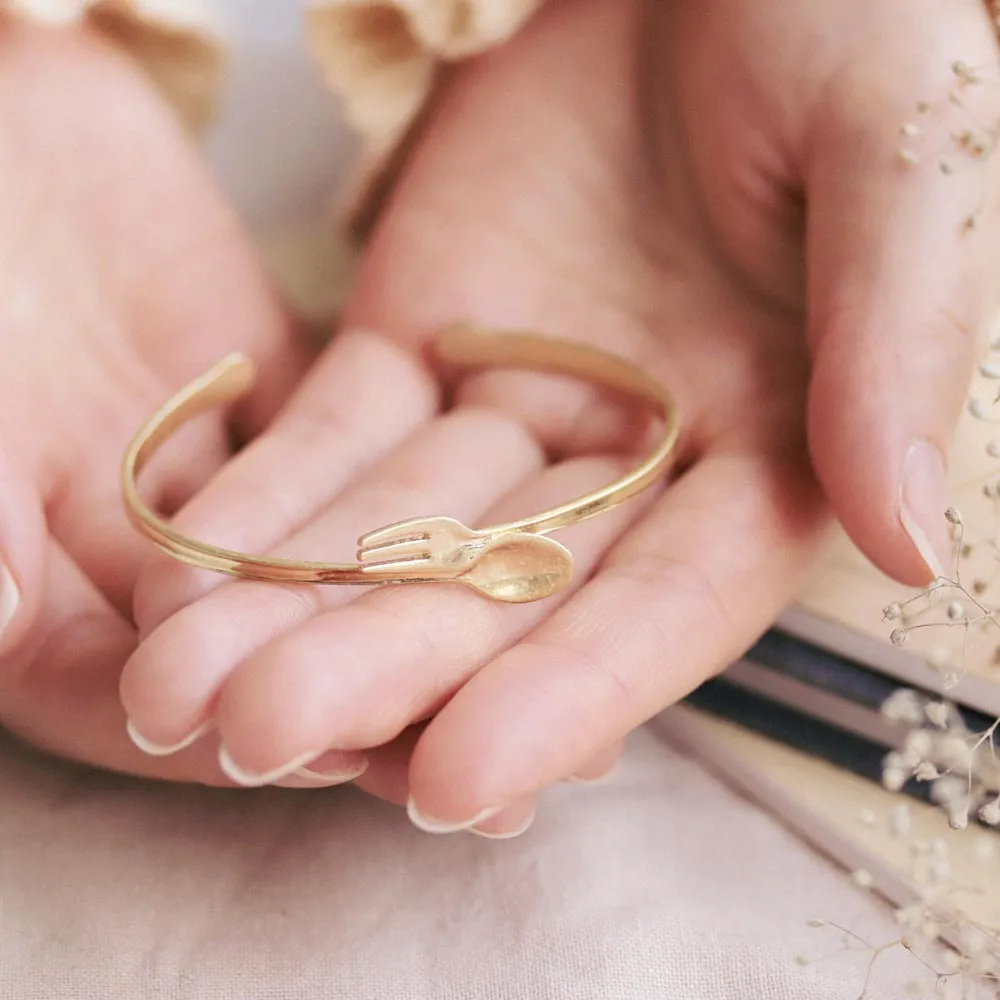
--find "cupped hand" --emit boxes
[122,0,999,834]
[0,19,309,778]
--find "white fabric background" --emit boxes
[0,724,927,999]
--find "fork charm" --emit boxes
[122,326,681,604]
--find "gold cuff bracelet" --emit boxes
[122,326,680,604]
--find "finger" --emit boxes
[0,536,361,787]
[120,406,546,757]
[805,5,1000,586]
[133,327,439,634]
[403,446,827,828]
[204,456,651,786]
[355,727,537,838]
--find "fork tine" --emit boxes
[356,517,434,548]
[357,536,433,563]
[358,552,433,575]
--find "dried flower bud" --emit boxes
[948,808,969,830]
[925,701,949,727]
[926,645,950,672]
[928,858,951,885]
[850,868,874,888]
[930,774,965,805]
[898,148,921,166]
[904,730,932,758]
[900,122,921,137]
[889,803,912,837]
[805,918,825,929]
[890,628,910,647]
[882,690,924,725]
[857,808,877,827]
[882,767,907,792]
[979,798,1000,825]
[883,602,903,621]
[944,506,962,525]
[946,601,965,621]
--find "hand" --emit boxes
[0,19,308,778]
[121,0,999,834]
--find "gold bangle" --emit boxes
[121,326,681,604]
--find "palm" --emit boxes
[0,22,305,776]
[123,0,999,835]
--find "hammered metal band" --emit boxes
[122,326,681,604]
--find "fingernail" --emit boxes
[293,749,369,783]
[567,759,620,786]
[219,744,367,788]
[900,440,952,582]
[126,717,213,757]
[406,795,504,834]
[0,562,19,638]
[469,805,537,840]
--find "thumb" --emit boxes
[805,25,1000,587]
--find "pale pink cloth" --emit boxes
[0,722,921,999]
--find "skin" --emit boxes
[2,0,999,833]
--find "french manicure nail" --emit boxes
[406,796,504,834]
[126,717,213,757]
[567,759,620,786]
[0,562,19,639]
[219,745,323,787]
[469,806,537,840]
[900,439,952,582]
[294,749,369,783]
[219,745,367,788]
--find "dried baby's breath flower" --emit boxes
[978,797,1000,825]
[901,122,922,137]
[916,761,941,781]
[925,702,950,728]
[892,628,911,647]
[944,507,963,526]
[899,147,922,166]
[883,690,926,726]
[851,868,875,889]
[927,645,951,672]
[947,809,969,831]
[883,767,908,792]
[890,803,912,838]
[884,602,905,621]
[930,774,966,806]
[946,601,966,621]
[806,918,826,929]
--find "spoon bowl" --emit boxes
[457,533,574,603]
